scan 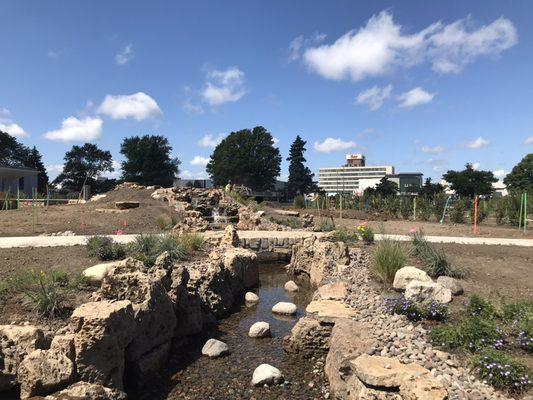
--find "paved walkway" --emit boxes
[0,231,532,249]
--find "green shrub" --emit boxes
[417,197,432,221]
[159,234,187,260]
[501,299,533,324]
[331,227,358,243]
[493,197,507,225]
[178,233,204,252]
[318,218,335,232]
[271,216,302,229]
[370,239,407,284]
[429,325,463,349]
[129,234,161,267]
[383,196,400,218]
[450,198,468,223]
[469,200,489,224]
[86,235,126,261]
[473,349,531,393]
[400,197,412,220]
[86,235,111,257]
[433,193,448,221]
[293,195,306,209]
[429,317,501,351]
[467,294,497,320]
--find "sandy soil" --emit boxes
[0,187,180,237]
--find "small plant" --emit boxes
[468,294,497,319]
[385,295,448,322]
[159,234,187,260]
[178,233,204,252]
[293,195,306,209]
[417,197,432,221]
[370,239,407,284]
[400,196,412,220]
[156,216,173,230]
[86,235,126,261]
[429,317,502,351]
[357,224,374,244]
[450,198,468,224]
[473,349,531,393]
[129,234,161,266]
[318,217,335,232]
[331,226,358,243]
[270,216,302,229]
[433,193,448,222]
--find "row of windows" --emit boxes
[319,167,391,173]
[318,172,386,179]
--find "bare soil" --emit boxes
[0,187,180,237]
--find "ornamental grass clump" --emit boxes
[370,238,407,284]
[178,233,204,253]
[131,233,189,266]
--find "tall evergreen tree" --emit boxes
[503,154,533,193]
[24,146,49,193]
[0,130,28,167]
[120,135,180,187]
[286,135,314,196]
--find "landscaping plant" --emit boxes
[357,224,374,244]
[178,233,205,252]
[385,295,448,322]
[331,226,358,243]
[370,238,407,284]
[474,349,531,393]
[417,197,432,221]
[450,198,468,224]
[86,235,126,261]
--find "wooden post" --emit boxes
[413,197,417,220]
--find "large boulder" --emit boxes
[168,265,203,337]
[18,349,74,399]
[69,300,136,389]
[245,292,259,303]
[284,280,299,292]
[82,261,120,285]
[405,280,452,304]
[393,266,432,291]
[96,258,177,361]
[222,247,259,289]
[219,224,240,248]
[0,325,47,391]
[352,354,427,388]
[251,364,284,386]
[287,235,350,286]
[37,381,127,400]
[314,281,348,301]
[283,317,331,357]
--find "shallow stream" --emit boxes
[139,263,327,400]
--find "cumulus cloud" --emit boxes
[525,136,533,145]
[98,92,162,121]
[288,32,327,62]
[420,145,445,154]
[190,156,209,167]
[356,85,392,110]
[201,67,247,106]
[493,169,506,177]
[314,137,357,153]
[45,164,64,180]
[0,109,28,137]
[467,136,490,149]
[198,133,225,148]
[43,116,103,142]
[302,11,517,81]
[180,169,207,179]
[101,161,122,179]
[398,87,436,108]
[115,44,134,65]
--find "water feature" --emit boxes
[139,263,327,400]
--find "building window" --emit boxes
[19,177,24,191]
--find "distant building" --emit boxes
[174,178,213,189]
[318,155,422,195]
[0,166,39,197]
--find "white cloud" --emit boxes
[302,11,517,81]
[467,136,490,149]
[180,169,207,179]
[98,92,162,121]
[420,145,445,154]
[525,136,533,145]
[493,169,505,178]
[472,162,480,170]
[398,87,436,108]
[182,101,204,115]
[426,158,447,172]
[115,44,134,65]
[198,133,225,149]
[356,85,392,110]
[190,156,209,167]
[201,67,246,106]
[43,116,103,142]
[272,137,280,147]
[0,109,28,137]
[288,32,327,62]
[314,137,357,153]
[45,164,64,180]
[101,161,122,179]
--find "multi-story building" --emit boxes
[318,155,422,195]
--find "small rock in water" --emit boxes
[251,364,284,386]
[272,302,297,315]
[201,338,229,358]
[245,292,259,303]
[248,321,270,338]
[284,280,299,292]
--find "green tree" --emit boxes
[503,154,533,193]
[53,143,114,193]
[24,147,49,193]
[206,126,281,191]
[286,135,314,196]
[374,176,399,197]
[120,135,180,187]
[418,177,445,199]
[0,130,28,167]
[443,163,497,198]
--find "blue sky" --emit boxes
[1,0,532,182]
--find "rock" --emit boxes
[40,381,127,400]
[115,201,140,209]
[245,292,259,303]
[223,247,259,289]
[284,280,299,292]
[169,265,203,337]
[69,300,136,389]
[18,349,74,399]
[405,280,452,304]
[315,282,348,300]
[275,209,300,217]
[248,322,270,338]
[251,364,284,386]
[272,302,297,315]
[129,341,171,389]
[400,375,448,400]
[347,375,403,399]
[436,276,464,296]
[306,299,356,322]
[283,317,332,356]
[393,267,432,291]
[0,325,47,391]
[82,262,119,285]
[201,338,229,358]
[219,224,240,248]
[351,355,428,388]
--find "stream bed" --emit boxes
[139,263,328,400]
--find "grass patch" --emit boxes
[178,233,204,253]
[331,226,358,243]
[370,238,407,284]
[270,216,302,229]
[155,215,176,230]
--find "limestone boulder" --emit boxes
[129,341,171,389]
[315,281,348,301]
[115,201,139,210]
[38,381,127,400]
[346,375,402,399]
[18,349,74,399]
[223,247,259,289]
[400,375,448,400]
[272,302,297,315]
[251,364,283,386]
[405,280,452,304]
[69,300,136,389]
[284,280,299,292]
[245,292,259,303]
[351,355,428,388]
[0,325,47,391]
[201,339,229,358]
[169,265,203,337]
[436,276,464,296]
[248,322,270,338]
[283,317,331,357]
[219,224,240,248]
[305,299,356,322]
[393,266,432,291]
[82,262,120,285]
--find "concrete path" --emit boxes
[0,231,532,249]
